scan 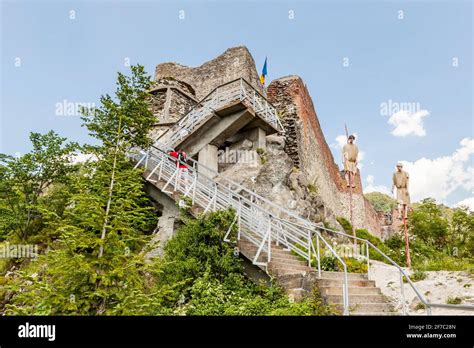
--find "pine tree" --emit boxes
[3,65,163,315]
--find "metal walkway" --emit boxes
[154,78,284,150]
[131,78,473,316]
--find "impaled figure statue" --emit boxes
[342,135,359,188]
[392,162,411,220]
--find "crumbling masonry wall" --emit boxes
[267,76,382,236]
[152,46,383,237]
[155,46,264,100]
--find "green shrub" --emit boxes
[446,296,462,305]
[411,270,427,282]
[414,302,426,310]
[336,217,352,234]
[307,184,318,194]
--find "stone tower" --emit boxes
[148,77,197,140]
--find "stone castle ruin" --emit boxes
[134,46,408,314]
[147,46,388,239]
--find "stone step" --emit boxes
[317,278,376,288]
[350,312,400,316]
[238,240,291,254]
[278,274,304,289]
[238,246,296,260]
[268,261,312,273]
[270,255,309,266]
[319,271,368,280]
[320,286,381,296]
[334,303,394,313]
[326,294,386,304]
[269,268,309,276]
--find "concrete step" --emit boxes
[270,255,309,266]
[238,246,297,261]
[269,268,309,276]
[238,239,291,254]
[334,302,394,313]
[317,278,376,288]
[268,261,312,273]
[326,294,386,304]
[320,271,368,280]
[351,312,400,316]
[238,243,295,256]
[320,286,381,296]
[278,274,304,289]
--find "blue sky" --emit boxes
[1,0,473,207]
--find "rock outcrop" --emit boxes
[153,45,385,237]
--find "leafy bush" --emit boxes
[446,296,462,305]
[336,217,352,234]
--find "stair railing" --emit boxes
[130,145,350,315]
[279,220,474,316]
[154,78,284,149]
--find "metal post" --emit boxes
[349,186,357,254]
[267,216,272,263]
[366,241,370,280]
[192,175,196,204]
[400,271,407,315]
[158,160,163,180]
[343,267,349,315]
[237,198,242,240]
[308,230,311,267]
[213,184,217,211]
[316,234,321,278]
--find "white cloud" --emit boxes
[399,137,474,203]
[364,175,391,195]
[334,134,348,149]
[454,197,474,212]
[388,110,429,137]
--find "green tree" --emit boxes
[0,131,78,241]
[80,64,154,258]
[365,192,396,213]
[3,66,160,315]
[408,198,449,250]
[450,207,474,257]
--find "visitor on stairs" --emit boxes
[169,149,189,192]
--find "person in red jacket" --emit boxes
[169,149,189,191]
[169,149,188,169]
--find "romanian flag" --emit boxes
[260,57,267,85]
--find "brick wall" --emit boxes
[268,76,382,236]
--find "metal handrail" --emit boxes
[130,146,350,315]
[154,78,283,148]
[282,220,474,315]
[149,145,314,229]
[136,144,473,315]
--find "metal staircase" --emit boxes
[129,78,473,316]
[154,78,284,150]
